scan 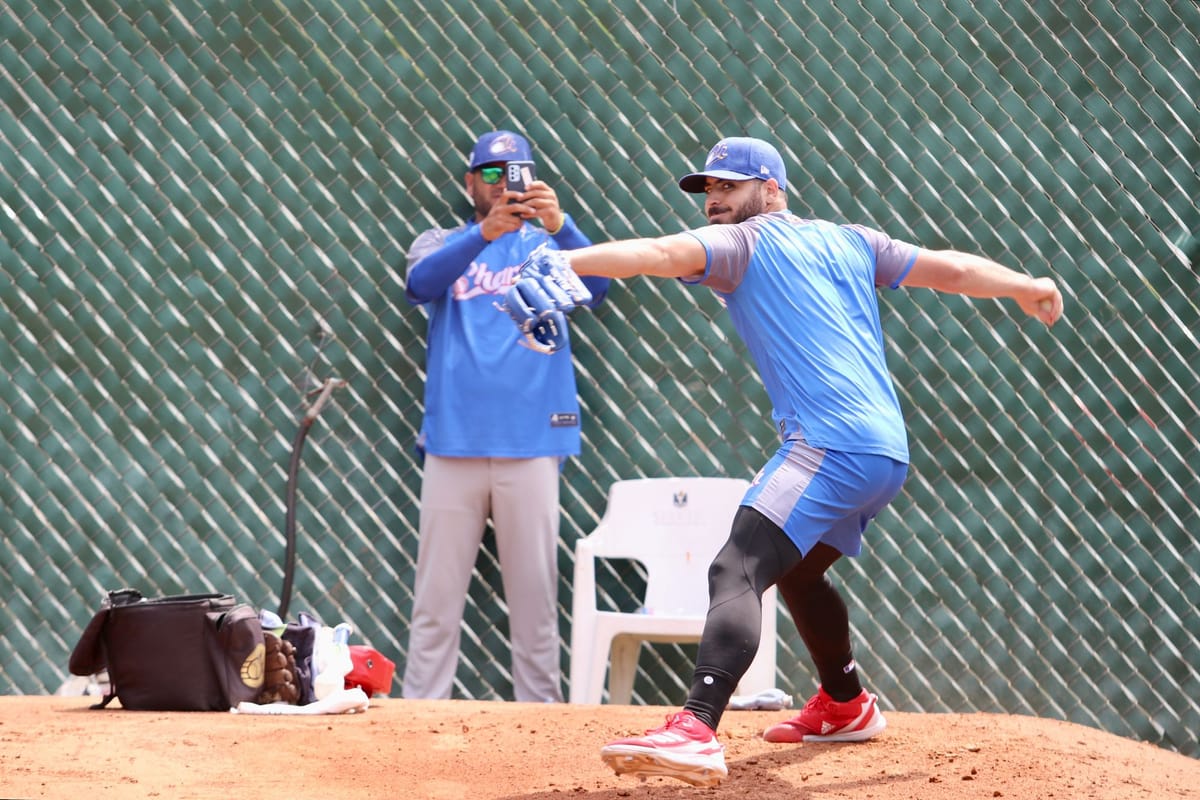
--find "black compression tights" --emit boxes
[683,506,860,731]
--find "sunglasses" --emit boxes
[477,166,505,184]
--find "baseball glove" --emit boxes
[497,245,592,355]
[257,631,300,704]
[500,276,570,355]
[519,245,593,308]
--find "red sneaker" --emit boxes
[600,710,728,787]
[763,686,886,743]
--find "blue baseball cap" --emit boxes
[467,130,533,169]
[678,137,787,193]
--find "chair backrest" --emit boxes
[584,477,749,617]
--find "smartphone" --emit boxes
[505,160,536,196]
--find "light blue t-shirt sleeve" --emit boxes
[842,224,918,289]
[681,223,757,294]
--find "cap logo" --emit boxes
[706,142,730,167]
[488,133,523,158]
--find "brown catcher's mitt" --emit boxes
[257,631,300,704]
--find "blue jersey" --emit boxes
[406,215,607,459]
[684,212,917,462]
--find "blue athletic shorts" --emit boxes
[742,439,908,557]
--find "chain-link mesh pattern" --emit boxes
[2,0,1197,756]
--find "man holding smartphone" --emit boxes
[402,130,609,702]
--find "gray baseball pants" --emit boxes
[401,454,563,702]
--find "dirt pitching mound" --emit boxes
[1,697,1196,799]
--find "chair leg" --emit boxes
[569,611,592,703]
[571,628,611,705]
[568,641,591,704]
[738,638,777,695]
[607,634,641,704]
[736,586,779,695]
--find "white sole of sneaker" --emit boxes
[801,710,887,743]
[600,746,728,788]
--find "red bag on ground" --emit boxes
[345,645,395,697]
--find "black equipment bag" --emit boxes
[68,589,265,711]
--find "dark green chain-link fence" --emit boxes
[2,0,1197,757]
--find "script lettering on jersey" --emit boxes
[452,261,522,301]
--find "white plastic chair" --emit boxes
[568,477,778,705]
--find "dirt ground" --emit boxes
[1,696,1197,799]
